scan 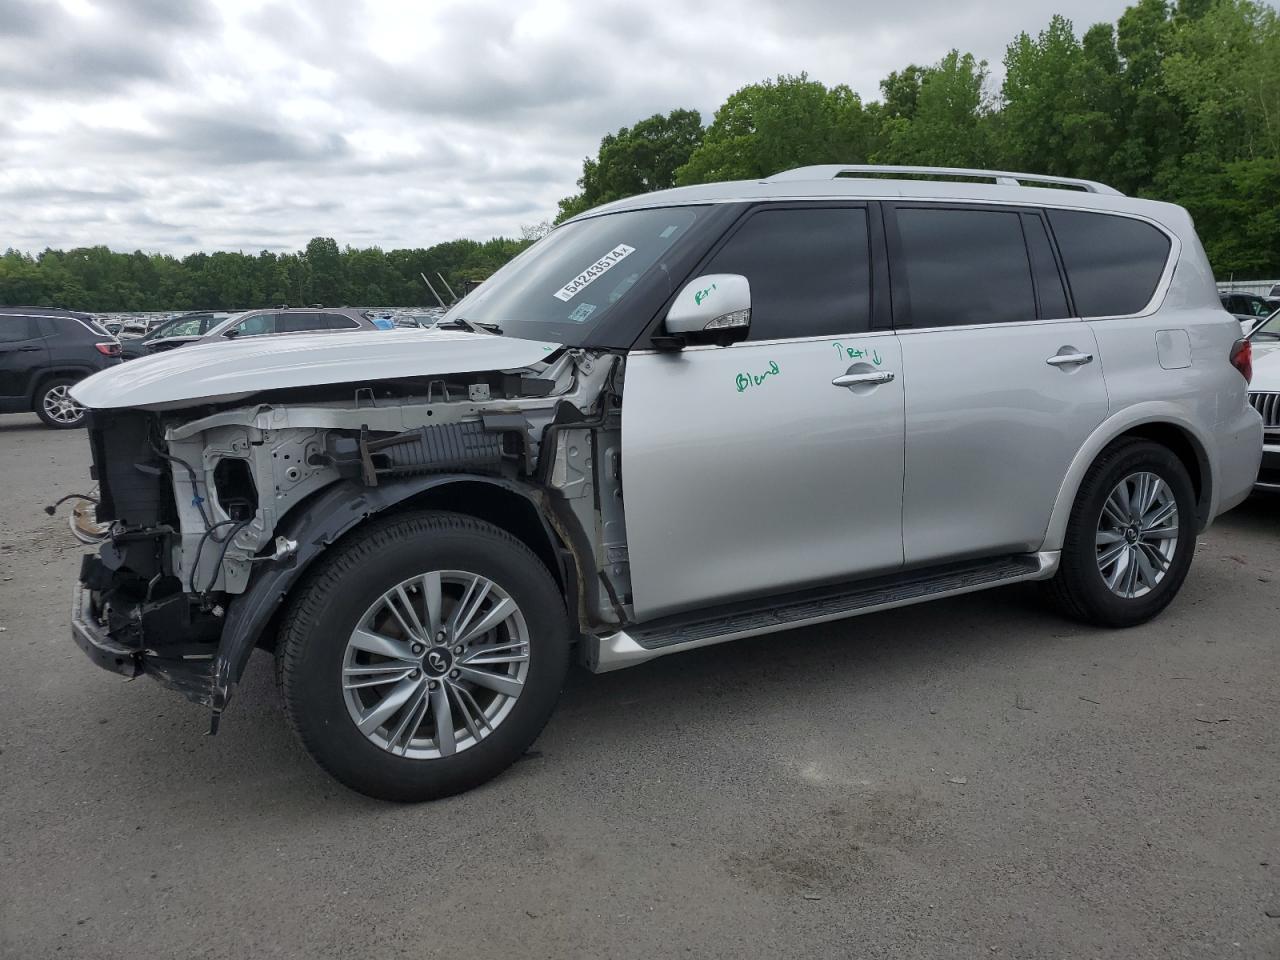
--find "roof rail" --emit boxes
[766,164,1123,196]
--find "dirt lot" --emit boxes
[1,410,1277,960]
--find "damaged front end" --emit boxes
[72,345,627,731]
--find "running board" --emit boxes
[582,552,1059,673]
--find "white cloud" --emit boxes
[0,0,1132,254]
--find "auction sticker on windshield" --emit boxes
[554,244,636,302]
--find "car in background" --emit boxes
[1220,292,1274,334]
[120,311,233,359]
[0,307,122,428]
[1246,306,1280,490]
[192,307,387,344]
[395,313,439,329]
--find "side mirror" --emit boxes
[661,274,750,345]
[223,328,239,339]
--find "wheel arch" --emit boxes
[211,474,584,723]
[1042,404,1215,552]
[29,366,99,407]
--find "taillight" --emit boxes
[95,342,121,357]
[1230,338,1252,383]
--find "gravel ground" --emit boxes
[1,411,1277,960]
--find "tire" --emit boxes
[277,510,570,802]
[1045,439,1197,628]
[34,377,88,429]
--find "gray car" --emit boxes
[67,164,1261,801]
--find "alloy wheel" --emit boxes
[341,570,530,759]
[42,384,85,425]
[1095,471,1179,599]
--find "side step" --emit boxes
[583,553,1057,673]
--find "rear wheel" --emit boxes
[34,378,87,429]
[278,511,570,801]
[1046,439,1197,627]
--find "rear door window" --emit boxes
[893,207,1037,327]
[0,316,41,342]
[1047,210,1171,317]
[319,313,360,330]
[701,206,872,340]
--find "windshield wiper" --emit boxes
[438,317,502,336]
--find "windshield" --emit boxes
[1249,307,1280,339]
[442,206,702,345]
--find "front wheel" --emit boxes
[1046,439,1197,627]
[35,378,87,429]
[278,511,570,801]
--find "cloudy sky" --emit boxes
[0,0,1132,256]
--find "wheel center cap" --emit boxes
[1125,526,1140,543]
[423,646,453,678]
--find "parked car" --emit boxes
[68,164,1260,801]
[0,307,122,428]
[194,307,386,344]
[120,311,233,359]
[395,313,440,329]
[1220,292,1273,334]
[1245,306,1280,490]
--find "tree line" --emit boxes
[557,0,1280,278]
[0,234,540,313]
[2,0,1276,313]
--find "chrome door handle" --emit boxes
[1046,352,1093,367]
[832,371,895,388]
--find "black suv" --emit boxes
[0,307,123,428]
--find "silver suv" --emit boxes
[69,165,1262,801]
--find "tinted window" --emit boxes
[1048,210,1171,317]
[702,206,871,340]
[1023,214,1071,319]
[229,313,276,337]
[0,316,40,342]
[319,313,360,330]
[895,208,1036,327]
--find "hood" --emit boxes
[1250,338,1280,389]
[72,328,562,409]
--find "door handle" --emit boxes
[832,370,896,388]
[16,345,42,352]
[1045,352,1093,367]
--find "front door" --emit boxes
[623,204,905,621]
[887,204,1110,564]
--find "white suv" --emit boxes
[69,165,1261,800]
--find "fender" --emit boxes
[1041,402,1216,553]
[208,473,575,727]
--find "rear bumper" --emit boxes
[1214,405,1264,514]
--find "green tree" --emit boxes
[879,51,992,166]
[675,74,874,184]
[556,109,704,222]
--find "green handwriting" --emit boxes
[735,360,780,393]
[833,341,882,365]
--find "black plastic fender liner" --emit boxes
[209,473,577,728]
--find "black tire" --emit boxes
[33,377,87,429]
[277,510,570,802]
[1045,439,1197,627]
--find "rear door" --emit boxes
[624,203,906,620]
[888,204,1109,564]
[0,314,49,404]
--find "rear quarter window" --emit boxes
[1047,210,1172,318]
